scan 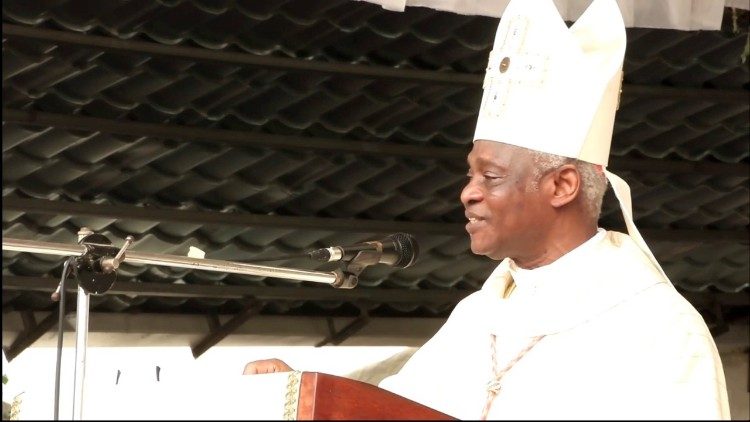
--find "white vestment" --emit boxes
[380,229,730,420]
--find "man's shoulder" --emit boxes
[635,282,707,324]
[453,288,488,312]
[597,232,697,314]
[442,286,502,328]
[598,230,668,280]
[600,229,646,257]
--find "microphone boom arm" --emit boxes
[3,237,340,286]
[3,231,366,420]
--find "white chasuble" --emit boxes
[379,230,730,420]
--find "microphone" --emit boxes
[309,233,419,268]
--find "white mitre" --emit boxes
[474,0,669,281]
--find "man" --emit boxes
[244,0,730,419]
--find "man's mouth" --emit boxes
[465,214,485,232]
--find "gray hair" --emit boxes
[527,150,608,220]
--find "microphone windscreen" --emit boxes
[389,233,419,268]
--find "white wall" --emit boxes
[1,345,416,420]
[3,312,748,420]
[4,345,747,420]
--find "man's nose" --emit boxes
[460,181,483,206]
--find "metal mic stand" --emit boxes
[3,229,354,420]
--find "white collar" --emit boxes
[507,228,607,297]
[479,229,665,336]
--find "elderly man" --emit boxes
[244,0,730,419]
[375,143,729,419]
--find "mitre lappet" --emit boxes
[473,0,667,280]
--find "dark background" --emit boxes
[2,1,748,351]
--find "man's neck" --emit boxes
[513,225,598,270]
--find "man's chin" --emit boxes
[469,239,504,260]
[469,241,492,257]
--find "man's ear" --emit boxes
[548,164,581,208]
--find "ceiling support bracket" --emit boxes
[708,300,729,338]
[190,299,262,359]
[316,308,370,347]
[4,309,71,362]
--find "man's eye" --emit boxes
[466,172,502,182]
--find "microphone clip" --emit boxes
[74,233,133,295]
[331,249,382,289]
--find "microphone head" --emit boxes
[386,233,419,268]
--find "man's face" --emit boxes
[460,141,550,261]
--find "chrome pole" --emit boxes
[71,285,89,420]
[72,227,93,421]
[2,237,339,285]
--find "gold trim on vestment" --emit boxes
[283,371,302,420]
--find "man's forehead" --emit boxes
[467,141,530,165]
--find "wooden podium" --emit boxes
[53,370,455,420]
[286,372,455,420]
[119,370,455,420]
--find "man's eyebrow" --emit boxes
[467,156,507,170]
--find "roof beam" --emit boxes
[3,23,747,102]
[1,275,473,305]
[2,108,464,161]
[4,196,748,243]
[3,197,749,242]
[1,23,476,86]
[4,109,747,176]
[3,276,748,316]
[2,196,463,235]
